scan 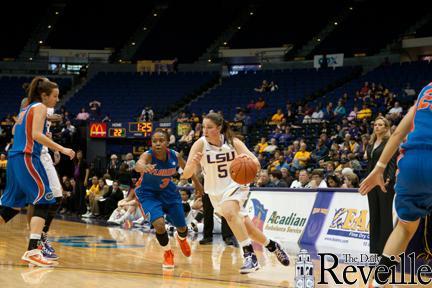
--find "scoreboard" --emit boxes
[89,122,154,139]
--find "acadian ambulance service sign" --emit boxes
[246,190,316,243]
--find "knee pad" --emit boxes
[177,229,188,238]
[33,204,51,220]
[155,231,169,247]
[0,206,19,223]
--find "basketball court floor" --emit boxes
[0,215,419,287]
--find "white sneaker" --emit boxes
[81,211,92,218]
[21,249,57,268]
[132,217,145,226]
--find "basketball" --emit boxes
[230,156,258,185]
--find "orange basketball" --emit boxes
[230,156,258,185]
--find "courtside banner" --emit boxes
[246,189,317,243]
[302,191,370,252]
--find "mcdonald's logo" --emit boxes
[89,123,107,138]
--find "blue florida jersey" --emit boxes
[9,102,47,157]
[401,82,432,151]
[136,149,180,203]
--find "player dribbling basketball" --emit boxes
[182,112,290,274]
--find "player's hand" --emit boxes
[61,147,75,160]
[192,152,203,164]
[237,153,250,159]
[359,167,386,195]
[136,162,156,173]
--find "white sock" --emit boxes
[162,242,171,251]
[30,233,41,240]
[239,239,252,247]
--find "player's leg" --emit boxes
[20,155,57,267]
[135,191,174,268]
[166,202,191,257]
[243,217,290,266]
[0,159,22,224]
[220,200,259,273]
[0,206,20,224]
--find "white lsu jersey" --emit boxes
[199,135,241,196]
[41,107,54,154]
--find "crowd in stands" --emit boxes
[0,70,419,233]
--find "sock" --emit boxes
[240,239,253,254]
[156,231,171,251]
[28,233,41,251]
[177,229,188,240]
[265,239,277,252]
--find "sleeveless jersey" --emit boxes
[138,149,178,194]
[41,107,54,154]
[401,82,432,151]
[199,135,240,195]
[9,102,46,157]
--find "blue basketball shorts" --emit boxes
[0,154,54,208]
[394,150,432,222]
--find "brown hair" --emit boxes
[204,112,235,145]
[27,76,58,104]
[369,116,391,145]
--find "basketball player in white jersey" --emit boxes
[21,94,63,261]
[182,112,290,274]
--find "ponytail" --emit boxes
[27,76,58,104]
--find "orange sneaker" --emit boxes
[176,234,191,257]
[21,249,57,268]
[163,250,175,269]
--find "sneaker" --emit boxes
[162,250,175,269]
[132,217,146,226]
[199,237,213,245]
[239,252,260,274]
[81,211,92,218]
[190,222,198,233]
[175,233,191,257]
[41,246,59,261]
[272,242,290,266]
[21,249,57,268]
[41,236,55,253]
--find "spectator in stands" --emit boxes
[254,80,270,93]
[107,154,120,179]
[193,123,202,141]
[124,153,136,172]
[254,97,266,110]
[357,103,372,120]
[334,99,347,119]
[290,170,311,188]
[310,103,324,123]
[234,109,246,123]
[76,107,90,122]
[279,126,294,146]
[190,112,200,124]
[263,138,278,154]
[139,106,154,122]
[99,180,124,217]
[280,168,294,187]
[324,161,335,177]
[323,102,334,122]
[342,173,359,188]
[176,112,189,122]
[60,178,76,214]
[365,116,397,257]
[387,101,403,119]
[269,170,288,187]
[285,102,296,123]
[347,106,359,122]
[256,137,268,154]
[292,143,311,171]
[246,100,256,112]
[360,81,370,96]
[310,170,328,188]
[311,139,329,163]
[256,170,271,187]
[326,174,341,188]
[89,100,102,120]
[82,176,102,217]
[269,81,279,92]
[167,128,176,149]
[117,162,133,192]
